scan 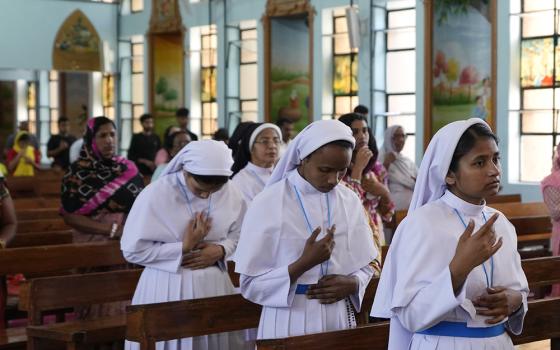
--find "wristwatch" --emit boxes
[109,222,119,239]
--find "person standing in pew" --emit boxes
[0,173,16,249]
[234,120,377,339]
[372,118,529,350]
[121,140,249,350]
[231,122,282,203]
[61,116,144,244]
[541,142,560,297]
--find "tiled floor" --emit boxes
[516,340,550,349]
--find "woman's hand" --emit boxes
[182,212,212,253]
[182,242,225,269]
[474,287,523,324]
[351,148,373,180]
[383,152,397,170]
[449,213,502,293]
[306,274,359,304]
[362,174,390,198]
[288,225,335,283]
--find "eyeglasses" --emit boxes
[254,139,282,146]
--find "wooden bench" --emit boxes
[0,241,126,331]
[6,176,62,199]
[16,208,59,221]
[486,193,522,204]
[16,218,68,234]
[6,231,72,249]
[22,269,142,350]
[12,198,59,211]
[256,256,560,350]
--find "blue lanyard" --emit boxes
[453,208,494,288]
[176,173,212,218]
[248,168,266,187]
[293,185,332,276]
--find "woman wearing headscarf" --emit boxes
[379,125,418,210]
[151,130,191,183]
[372,118,528,350]
[61,117,144,243]
[121,140,247,350]
[234,119,376,339]
[540,143,560,297]
[231,122,282,203]
[6,131,41,176]
[338,113,394,271]
[154,125,182,166]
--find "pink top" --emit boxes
[154,148,170,166]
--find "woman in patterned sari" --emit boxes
[61,116,144,243]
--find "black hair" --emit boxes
[58,116,69,124]
[18,133,31,143]
[449,123,499,173]
[164,130,189,152]
[140,113,153,123]
[338,113,378,173]
[213,128,229,142]
[176,108,190,117]
[230,123,262,177]
[353,105,369,115]
[276,117,294,128]
[189,173,229,186]
[228,122,255,158]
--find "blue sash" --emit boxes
[417,321,505,338]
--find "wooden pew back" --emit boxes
[13,197,60,211]
[486,193,522,204]
[19,269,142,325]
[0,241,126,275]
[7,231,73,248]
[16,218,69,234]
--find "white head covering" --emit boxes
[248,123,282,150]
[159,139,233,178]
[381,125,400,154]
[267,119,355,186]
[408,118,490,212]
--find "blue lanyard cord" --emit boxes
[293,185,332,276]
[453,208,494,288]
[248,169,266,188]
[176,173,212,218]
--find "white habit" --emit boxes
[234,119,377,339]
[121,141,248,350]
[372,119,529,350]
[231,162,273,203]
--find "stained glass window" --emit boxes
[515,1,560,182]
[332,10,358,118]
[131,36,144,133]
[49,71,59,135]
[201,25,217,138]
[102,74,115,120]
[27,82,37,134]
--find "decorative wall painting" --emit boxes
[264,0,314,131]
[424,0,496,146]
[52,10,102,71]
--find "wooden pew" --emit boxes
[16,219,68,234]
[6,176,62,199]
[0,241,126,332]
[126,294,262,350]
[12,198,59,211]
[22,269,142,350]
[256,256,560,350]
[486,193,522,204]
[16,208,60,221]
[6,231,72,249]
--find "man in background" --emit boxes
[47,116,76,170]
[128,114,161,177]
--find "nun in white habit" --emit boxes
[231,123,282,203]
[234,119,377,339]
[372,118,528,350]
[378,125,418,210]
[121,140,248,350]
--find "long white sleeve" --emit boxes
[394,267,468,332]
[122,241,184,273]
[240,266,297,307]
[349,265,375,312]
